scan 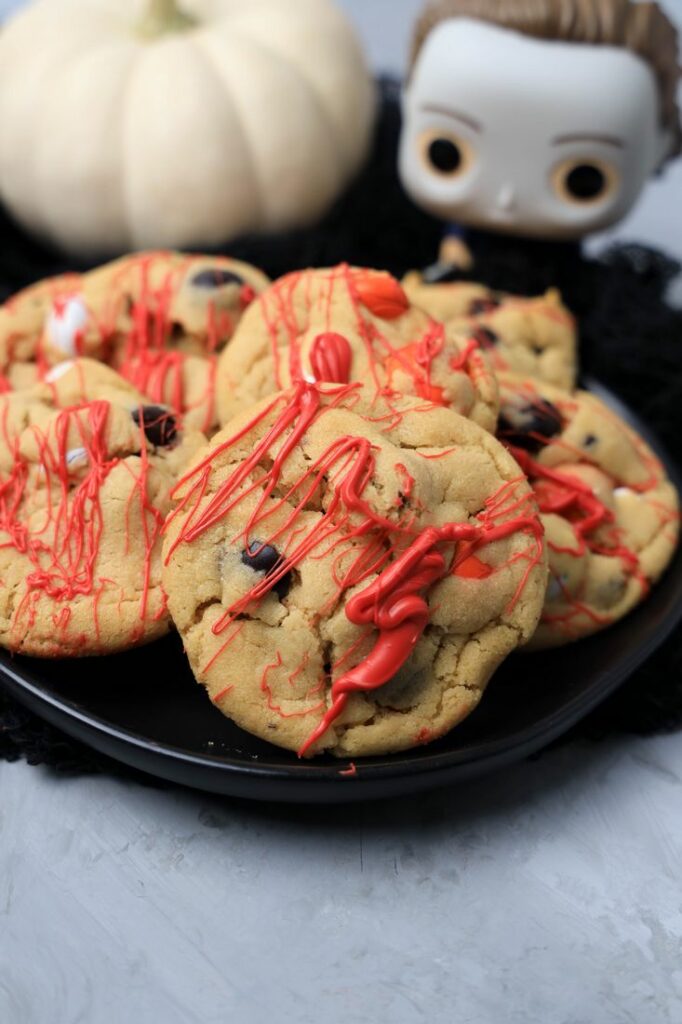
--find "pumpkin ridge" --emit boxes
[0,0,374,255]
[0,7,127,242]
[219,24,348,173]
[35,36,139,254]
[120,40,153,250]
[186,31,267,231]
[196,26,344,222]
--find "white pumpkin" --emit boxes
[0,0,375,257]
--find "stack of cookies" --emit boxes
[0,258,678,759]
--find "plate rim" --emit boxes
[1,377,681,800]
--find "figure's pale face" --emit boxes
[399,20,671,240]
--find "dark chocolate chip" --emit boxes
[498,398,564,453]
[468,296,501,316]
[583,434,598,448]
[191,268,244,289]
[473,326,499,348]
[241,541,292,601]
[131,405,178,448]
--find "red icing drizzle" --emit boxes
[15,253,259,429]
[0,400,164,650]
[167,380,544,756]
[239,284,256,309]
[113,254,249,427]
[395,463,415,506]
[120,350,217,434]
[384,322,447,404]
[506,433,661,635]
[257,264,491,416]
[497,380,672,634]
[298,514,539,756]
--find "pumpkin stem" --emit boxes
[137,0,197,40]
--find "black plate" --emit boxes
[1,381,681,803]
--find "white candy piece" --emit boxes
[65,447,88,468]
[44,296,89,356]
[43,360,76,383]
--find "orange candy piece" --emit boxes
[353,271,410,320]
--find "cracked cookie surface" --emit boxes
[164,382,547,758]
[403,273,577,391]
[0,252,270,435]
[0,372,205,656]
[497,374,679,648]
[216,265,499,433]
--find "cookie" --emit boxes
[0,253,268,439]
[0,377,206,656]
[403,272,577,391]
[117,350,217,434]
[497,374,679,648]
[163,381,547,758]
[0,273,82,377]
[0,390,54,475]
[42,251,269,364]
[4,362,40,391]
[0,358,142,472]
[216,265,500,433]
[402,272,497,320]
[35,356,147,409]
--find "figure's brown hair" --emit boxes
[410,0,681,161]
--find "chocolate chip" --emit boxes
[498,398,564,453]
[131,406,178,447]
[191,268,244,289]
[583,434,598,448]
[241,541,292,600]
[473,326,499,348]
[468,296,501,316]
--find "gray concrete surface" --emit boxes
[2,734,682,1024]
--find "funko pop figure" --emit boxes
[399,0,681,261]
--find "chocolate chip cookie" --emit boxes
[164,381,547,757]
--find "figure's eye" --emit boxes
[428,138,461,173]
[551,159,618,205]
[420,131,473,178]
